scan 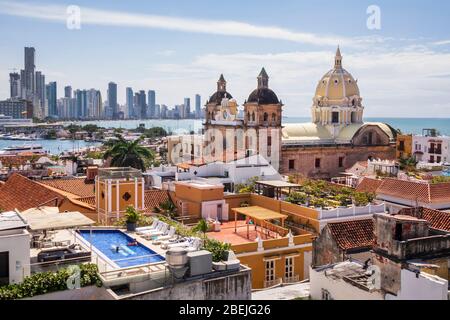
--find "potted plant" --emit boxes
[125,206,141,232]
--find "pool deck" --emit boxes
[123,230,167,258]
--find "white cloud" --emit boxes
[136,48,450,117]
[0,0,369,47]
[432,40,450,46]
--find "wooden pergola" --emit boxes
[232,206,288,239]
[255,180,302,200]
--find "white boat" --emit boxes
[1,144,46,155]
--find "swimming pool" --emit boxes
[78,230,165,268]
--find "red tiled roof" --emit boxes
[0,174,64,211]
[327,219,374,251]
[356,177,382,194]
[0,155,33,167]
[429,184,450,203]
[398,207,450,232]
[38,178,95,197]
[75,196,96,207]
[144,190,170,213]
[377,178,450,204]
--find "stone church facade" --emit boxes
[170,48,396,179]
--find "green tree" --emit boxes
[193,219,209,239]
[103,135,155,171]
[158,199,177,218]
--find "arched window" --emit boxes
[272,113,276,123]
[263,113,268,122]
[252,112,256,122]
[247,112,250,121]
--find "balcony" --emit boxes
[264,278,282,288]
[283,275,300,284]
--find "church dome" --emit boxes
[209,91,233,104]
[246,67,280,105]
[247,88,279,104]
[314,47,360,103]
[208,74,233,104]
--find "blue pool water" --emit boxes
[78,230,165,268]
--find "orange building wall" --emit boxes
[232,235,313,289]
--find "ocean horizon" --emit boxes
[1,117,449,155]
[71,117,450,136]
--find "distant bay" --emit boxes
[71,117,450,136]
[1,117,449,155]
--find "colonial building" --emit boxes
[281,48,396,178]
[169,48,397,179]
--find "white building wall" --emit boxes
[386,269,448,300]
[413,135,450,163]
[0,229,30,284]
[309,267,383,300]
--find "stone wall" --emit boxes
[312,226,343,267]
[115,268,252,300]
[281,145,396,178]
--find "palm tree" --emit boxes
[103,135,155,171]
[159,200,177,219]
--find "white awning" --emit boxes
[18,206,95,231]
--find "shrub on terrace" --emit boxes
[0,264,101,300]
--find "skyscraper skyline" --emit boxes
[45,81,57,117]
[148,90,156,119]
[184,97,191,119]
[195,94,201,119]
[108,82,118,119]
[9,72,20,98]
[64,86,72,99]
[126,87,134,119]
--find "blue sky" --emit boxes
[1,0,450,117]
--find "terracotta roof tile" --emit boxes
[144,190,170,213]
[0,174,64,211]
[356,177,382,194]
[398,207,450,232]
[39,178,95,197]
[75,196,96,207]
[429,184,450,203]
[377,178,431,203]
[327,219,374,251]
[376,179,450,204]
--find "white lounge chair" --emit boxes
[160,236,186,249]
[136,218,159,233]
[136,220,162,235]
[138,221,165,236]
[167,237,200,250]
[153,227,176,241]
[141,223,169,237]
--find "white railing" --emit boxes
[264,278,282,288]
[283,275,300,284]
[100,261,167,281]
[318,203,386,220]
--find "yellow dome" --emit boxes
[314,47,360,103]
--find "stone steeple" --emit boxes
[217,74,227,92]
[257,67,269,89]
[335,46,342,69]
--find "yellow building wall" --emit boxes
[174,183,224,202]
[231,235,313,289]
[396,134,413,159]
[224,194,251,220]
[421,258,449,281]
[96,180,144,213]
